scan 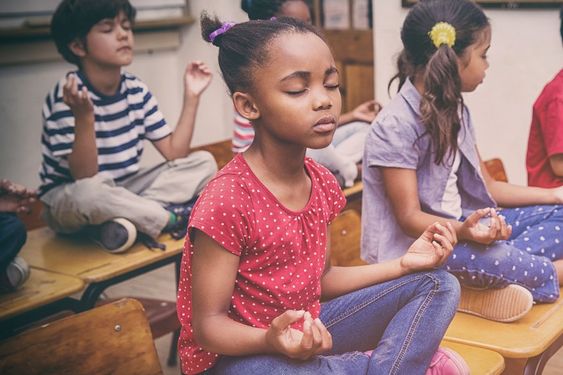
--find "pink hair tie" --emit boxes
[208,22,236,44]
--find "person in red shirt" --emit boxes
[526,6,563,188]
[177,13,468,375]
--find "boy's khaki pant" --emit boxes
[41,151,217,238]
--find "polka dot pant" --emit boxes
[445,205,562,303]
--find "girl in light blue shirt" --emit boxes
[363,0,563,322]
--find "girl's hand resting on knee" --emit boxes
[460,208,512,245]
[266,310,332,360]
[401,222,456,272]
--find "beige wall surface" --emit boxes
[374,2,563,185]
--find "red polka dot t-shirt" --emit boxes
[177,153,346,374]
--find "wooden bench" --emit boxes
[8,197,185,364]
[445,296,563,374]
[0,268,83,337]
[0,298,163,375]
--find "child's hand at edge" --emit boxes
[63,74,94,124]
[0,179,37,214]
[350,100,382,123]
[184,61,213,99]
[401,222,456,273]
[265,310,332,360]
[459,207,512,245]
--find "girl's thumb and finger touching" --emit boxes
[271,310,305,332]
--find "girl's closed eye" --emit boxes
[286,88,308,96]
[325,82,340,90]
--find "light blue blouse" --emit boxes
[361,78,496,263]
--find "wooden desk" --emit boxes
[445,291,563,374]
[0,268,84,337]
[20,228,184,310]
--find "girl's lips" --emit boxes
[313,121,336,133]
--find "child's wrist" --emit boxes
[396,257,411,276]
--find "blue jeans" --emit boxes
[0,213,26,271]
[446,205,562,302]
[209,270,460,375]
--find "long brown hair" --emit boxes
[389,0,489,165]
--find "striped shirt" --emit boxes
[39,71,171,196]
[232,110,254,153]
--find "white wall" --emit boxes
[0,1,247,188]
[374,2,562,185]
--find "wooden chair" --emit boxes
[330,209,366,267]
[0,298,162,375]
[484,158,509,183]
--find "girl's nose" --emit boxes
[313,90,332,110]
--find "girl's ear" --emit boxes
[233,92,260,120]
[69,39,87,58]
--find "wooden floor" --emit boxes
[108,264,563,375]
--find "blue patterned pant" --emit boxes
[445,205,562,302]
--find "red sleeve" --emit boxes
[187,175,254,256]
[542,98,563,157]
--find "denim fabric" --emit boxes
[445,205,562,302]
[0,213,26,271]
[209,270,460,375]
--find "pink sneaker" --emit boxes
[426,347,470,375]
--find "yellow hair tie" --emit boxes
[428,22,456,48]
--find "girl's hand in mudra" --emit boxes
[401,222,457,273]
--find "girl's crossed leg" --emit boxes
[211,270,460,375]
[445,205,563,302]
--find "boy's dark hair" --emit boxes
[200,12,323,94]
[51,0,136,66]
[390,0,489,165]
[241,0,310,21]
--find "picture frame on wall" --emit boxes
[402,0,562,9]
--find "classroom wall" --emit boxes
[374,2,563,186]
[0,1,247,188]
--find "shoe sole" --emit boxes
[6,256,31,289]
[102,218,137,254]
[458,284,533,323]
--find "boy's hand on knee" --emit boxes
[0,179,36,214]
[266,310,332,360]
[63,74,94,123]
[402,222,456,272]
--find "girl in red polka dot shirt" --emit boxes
[177,12,467,375]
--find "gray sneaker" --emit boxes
[0,256,30,292]
[96,218,137,254]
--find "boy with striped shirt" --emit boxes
[39,0,217,253]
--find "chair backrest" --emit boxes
[484,158,508,183]
[330,209,366,267]
[0,298,163,375]
[192,139,234,170]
